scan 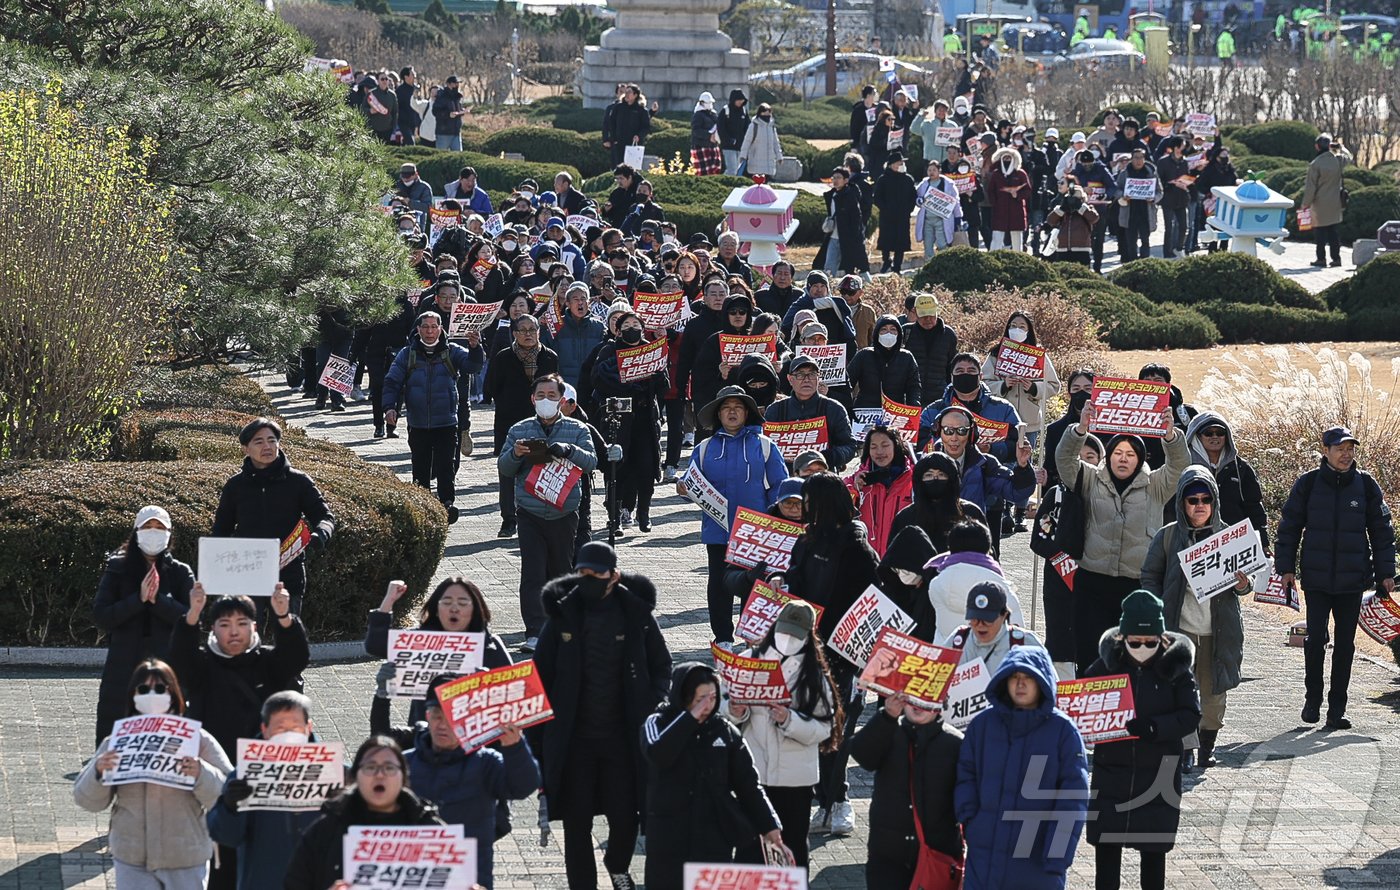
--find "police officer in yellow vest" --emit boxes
[1217,26,1236,69]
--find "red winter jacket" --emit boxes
[846,459,915,557]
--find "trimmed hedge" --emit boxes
[126,363,278,418]
[1106,258,1180,304]
[581,174,834,245]
[1173,252,1327,310]
[1232,121,1320,161]
[1110,306,1220,349]
[1322,251,1400,316]
[1338,186,1400,244]
[913,246,1061,293]
[388,147,578,208]
[1195,300,1348,343]
[478,127,611,178]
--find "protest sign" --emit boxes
[524,458,584,510]
[887,128,905,151]
[904,85,918,102]
[1176,519,1268,603]
[681,463,729,528]
[719,332,778,366]
[616,338,668,383]
[436,662,554,752]
[943,660,992,730]
[482,213,504,237]
[429,205,461,236]
[317,354,356,397]
[1297,206,1313,232]
[993,339,1046,380]
[198,536,280,597]
[102,715,201,790]
[856,628,960,708]
[762,417,829,461]
[1123,177,1157,201]
[623,144,646,169]
[634,290,685,330]
[969,411,1010,444]
[948,172,975,195]
[1185,111,1217,135]
[344,825,475,890]
[725,507,804,572]
[736,581,824,646]
[851,408,885,441]
[1086,184,1108,204]
[830,585,917,669]
[921,187,959,220]
[387,631,486,699]
[541,296,563,336]
[796,344,847,387]
[1087,376,1171,438]
[236,739,344,812]
[1253,572,1300,611]
[279,519,311,570]
[881,394,921,444]
[1050,552,1078,591]
[711,644,791,704]
[934,124,963,147]
[1359,593,1400,644]
[684,863,808,890]
[448,301,501,338]
[365,90,389,116]
[1056,674,1137,744]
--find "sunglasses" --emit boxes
[941,426,971,436]
[1184,495,1214,505]
[136,683,168,695]
[1200,428,1227,437]
[1125,639,1159,649]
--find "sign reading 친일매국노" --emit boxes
[829,585,916,670]
[236,739,345,811]
[102,715,202,790]
[343,825,475,890]
[684,863,808,890]
[387,630,486,699]
[317,354,356,397]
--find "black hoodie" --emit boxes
[284,789,444,890]
[889,452,988,553]
[846,313,922,409]
[735,351,780,410]
[717,89,750,151]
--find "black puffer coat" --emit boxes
[850,707,964,864]
[210,454,335,581]
[846,315,922,409]
[1275,458,1396,595]
[1084,630,1201,853]
[785,521,880,647]
[284,789,445,890]
[901,318,958,402]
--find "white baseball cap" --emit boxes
[134,505,172,530]
[1045,127,1060,139]
[563,383,578,403]
[1070,131,1086,144]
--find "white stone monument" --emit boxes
[581,0,751,112]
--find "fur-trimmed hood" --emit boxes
[991,146,1023,172]
[1095,627,1195,679]
[541,569,659,621]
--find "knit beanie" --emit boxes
[1119,590,1166,636]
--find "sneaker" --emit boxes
[459,430,474,456]
[808,806,831,835]
[664,465,678,482]
[682,432,695,448]
[1301,701,1321,724]
[620,508,633,528]
[829,800,855,836]
[521,636,538,653]
[351,387,367,401]
[498,519,516,538]
[609,874,637,890]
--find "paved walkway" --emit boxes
[1,370,1397,889]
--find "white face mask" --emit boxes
[773,632,805,657]
[133,692,171,715]
[502,240,517,251]
[892,163,905,174]
[136,528,170,556]
[1128,641,1159,663]
[1001,159,1013,174]
[1007,326,1029,343]
[878,331,899,349]
[268,730,310,745]
[896,568,923,587]
[535,398,560,419]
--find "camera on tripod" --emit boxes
[605,397,633,414]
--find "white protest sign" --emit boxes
[1123,177,1157,201]
[934,124,962,147]
[796,344,847,387]
[850,408,884,443]
[904,84,918,102]
[829,585,916,669]
[387,630,487,699]
[1185,111,1217,136]
[1359,593,1400,644]
[682,463,730,528]
[449,301,502,338]
[317,354,355,396]
[565,214,594,232]
[1176,519,1267,603]
[684,863,808,890]
[921,187,959,220]
[102,715,202,790]
[236,739,345,811]
[623,144,646,169]
[942,659,992,730]
[343,825,475,890]
[198,536,281,597]
[482,213,504,237]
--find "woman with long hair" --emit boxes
[845,426,915,557]
[981,310,1062,445]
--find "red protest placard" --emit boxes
[711,643,791,704]
[736,581,824,646]
[634,290,685,330]
[1056,674,1137,744]
[1088,377,1171,438]
[993,339,1047,381]
[1359,593,1400,644]
[524,458,584,509]
[762,417,829,461]
[969,411,1010,444]
[279,519,310,570]
[720,332,778,366]
[435,661,554,752]
[684,863,808,890]
[725,507,805,573]
[1253,573,1299,611]
[429,205,460,232]
[856,628,960,708]
[448,301,502,338]
[948,172,975,195]
[616,337,668,383]
[881,393,921,444]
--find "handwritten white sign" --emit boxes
[198,536,280,597]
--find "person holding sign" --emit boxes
[1274,425,1396,730]
[955,645,1088,890]
[764,354,858,472]
[1141,468,1251,771]
[283,737,448,890]
[1042,180,1101,266]
[212,418,334,620]
[872,150,917,273]
[641,663,784,890]
[485,315,561,539]
[915,160,963,259]
[1114,149,1162,263]
[1082,592,1201,890]
[591,310,669,532]
[1056,400,1188,675]
[75,659,232,890]
[691,294,757,435]
[920,407,1036,557]
[981,312,1061,446]
[919,353,1024,465]
[845,426,915,556]
[944,579,1042,674]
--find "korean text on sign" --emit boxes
[318,354,357,397]
[683,862,809,890]
[681,463,729,528]
[943,659,992,730]
[1359,593,1400,645]
[1123,178,1157,201]
[435,661,554,753]
[711,644,791,704]
[993,339,1046,381]
[920,187,959,220]
[829,585,916,669]
[198,536,280,597]
[724,507,804,573]
[736,581,824,646]
[1176,519,1267,603]
[524,458,584,510]
[616,338,668,383]
[969,411,1010,444]
[881,394,921,444]
[102,715,202,790]
[236,739,344,812]
[343,825,476,890]
[720,332,778,366]
[634,291,685,330]
[448,301,501,338]
[388,631,486,699]
[856,628,960,708]
[1087,377,1171,438]
[762,417,829,461]
[1253,572,1299,611]
[796,344,847,387]
[1056,674,1137,744]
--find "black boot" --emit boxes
[1199,730,1218,768]
[637,489,652,532]
[1182,748,1196,772]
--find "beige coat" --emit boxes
[722,645,833,787]
[74,729,231,871]
[981,351,1062,433]
[1302,148,1351,228]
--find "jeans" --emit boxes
[922,215,950,259]
[823,237,844,274]
[408,425,457,506]
[315,337,352,407]
[517,508,579,635]
[1303,589,1363,718]
[1315,223,1342,263]
[1183,631,1226,734]
[112,860,209,890]
[723,149,742,175]
[1162,205,1188,257]
[991,230,1024,251]
[436,134,463,151]
[560,733,639,888]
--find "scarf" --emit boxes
[924,550,1005,576]
[513,340,541,379]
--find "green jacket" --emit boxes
[1217,31,1236,58]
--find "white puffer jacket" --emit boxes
[722,644,834,787]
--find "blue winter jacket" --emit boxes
[498,414,599,520]
[956,645,1089,890]
[543,311,606,389]
[690,424,789,545]
[207,770,325,890]
[381,339,480,430]
[919,383,1024,462]
[1275,458,1396,594]
[405,726,541,890]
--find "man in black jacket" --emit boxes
[849,85,878,158]
[431,75,467,151]
[535,543,672,890]
[1156,136,1191,258]
[1275,425,1396,730]
[754,260,800,318]
[211,419,335,618]
[609,84,651,167]
[765,354,857,471]
[396,67,420,145]
[902,293,958,402]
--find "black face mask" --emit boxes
[620,328,643,345]
[953,373,980,394]
[1069,390,1092,414]
[922,478,951,498]
[577,575,610,602]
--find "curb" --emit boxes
[0,641,373,668]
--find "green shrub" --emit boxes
[389,147,577,208]
[779,134,820,179]
[1232,121,1320,161]
[913,247,1063,293]
[1110,306,1220,349]
[1048,261,1103,282]
[771,103,850,140]
[1272,279,1327,311]
[1195,300,1348,343]
[1173,252,1306,307]
[478,127,612,178]
[1323,251,1400,314]
[639,128,691,164]
[1261,168,1307,194]
[1342,166,1390,189]
[126,363,278,418]
[1338,186,1400,244]
[806,144,853,182]
[1344,307,1400,340]
[1234,155,1307,176]
[1107,258,1180,304]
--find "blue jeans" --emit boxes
[922,216,950,259]
[723,149,741,175]
[436,134,462,151]
[824,238,844,273]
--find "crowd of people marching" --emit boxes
[78,68,1392,890]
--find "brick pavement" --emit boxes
[2,368,1399,889]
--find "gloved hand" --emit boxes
[606,444,623,462]
[375,661,398,699]
[745,561,771,583]
[310,529,329,553]
[221,776,255,810]
[547,442,570,459]
[1125,716,1157,740]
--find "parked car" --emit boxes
[1001,21,1071,55]
[749,53,928,101]
[1046,38,1145,74]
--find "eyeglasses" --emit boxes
[1200,428,1227,437]
[1125,639,1159,649]
[791,372,819,381]
[1184,495,1214,505]
[941,426,971,436]
[136,683,168,695]
[359,763,403,776]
